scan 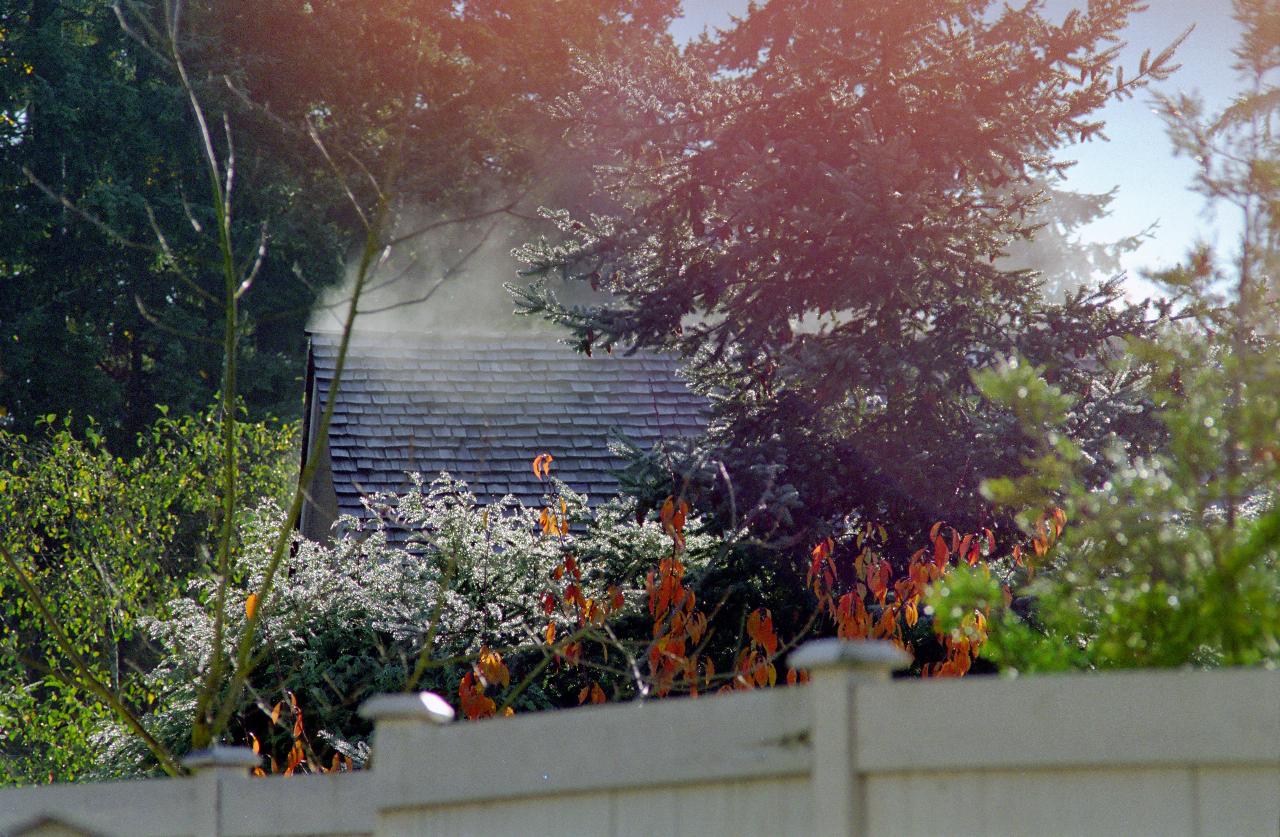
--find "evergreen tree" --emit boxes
[516,0,1183,560]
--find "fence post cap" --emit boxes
[359,691,455,725]
[790,638,911,674]
[181,745,261,772]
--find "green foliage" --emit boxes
[937,1,1280,673]
[515,0,1176,560]
[0,0,342,446]
[0,406,297,784]
[0,0,682,446]
[957,339,1280,672]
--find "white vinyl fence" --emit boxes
[2,640,1277,837]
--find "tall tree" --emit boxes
[0,0,344,447]
[0,1,681,447]
[517,0,1182,559]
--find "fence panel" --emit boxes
[2,643,1277,837]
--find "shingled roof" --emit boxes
[299,331,706,540]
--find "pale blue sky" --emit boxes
[671,0,1243,293]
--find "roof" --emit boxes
[301,331,706,531]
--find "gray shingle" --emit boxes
[306,332,706,516]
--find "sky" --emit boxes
[670,0,1244,292]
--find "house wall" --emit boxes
[298,375,340,543]
[2,642,1276,837]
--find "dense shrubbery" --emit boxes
[95,475,720,777]
[0,407,297,783]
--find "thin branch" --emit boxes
[307,117,370,231]
[143,201,221,307]
[22,167,159,254]
[134,295,222,346]
[354,217,502,316]
[236,221,269,300]
[403,547,460,692]
[496,625,595,715]
[0,545,182,776]
[387,198,524,248]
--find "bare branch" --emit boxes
[307,117,370,231]
[22,167,158,254]
[387,199,524,248]
[135,295,221,346]
[236,221,269,300]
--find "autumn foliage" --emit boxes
[211,449,1071,784]
[445,453,1069,724]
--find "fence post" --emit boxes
[182,745,261,837]
[358,690,455,823]
[790,639,909,837]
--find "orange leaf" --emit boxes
[478,646,510,689]
[1052,507,1067,533]
[531,453,554,480]
[270,701,282,725]
[688,612,707,645]
[245,593,258,621]
[933,536,948,569]
[746,609,762,646]
[544,622,556,644]
[249,732,260,755]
